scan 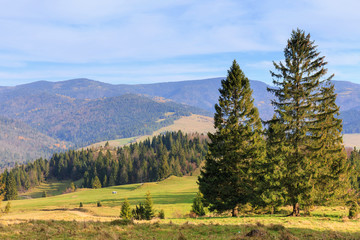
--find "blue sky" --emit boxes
[0,0,359,86]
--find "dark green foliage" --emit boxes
[198,60,266,216]
[92,176,102,189]
[191,192,205,216]
[4,172,17,201]
[79,202,83,208]
[348,147,360,190]
[144,191,155,220]
[132,203,146,220]
[0,131,207,193]
[158,209,165,219]
[348,201,359,219]
[120,198,132,220]
[260,115,286,214]
[42,191,47,198]
[4,201,11,213]
[267,29,349,215]
[97,201,102,207]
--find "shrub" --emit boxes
[79,202,83,208]
[4,202,11,213]
[42,191,47,198]
[349,201,359,219]
[97,201,102,207]
[191,192,205,216]
[132,203,146,220]
[158,209,165,219]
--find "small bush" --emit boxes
[267,224,285,231]
[42,191,47,198]
[97,201,102,207]
[111,219,133,226]
[191,192,205,216]
[4,202,11,213]
[349,201,359,219]
[79,202,83,208]
[158,209,165,219]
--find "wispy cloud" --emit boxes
[0,0,359,85]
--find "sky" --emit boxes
[0,0,359,86]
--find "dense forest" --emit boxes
[0,131,208,198]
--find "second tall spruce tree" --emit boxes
[267,29,350,215]
[198,60,266,216]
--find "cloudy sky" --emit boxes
[0,0,359,86]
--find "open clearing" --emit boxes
[85,114,214,149]
[1,175,360,239]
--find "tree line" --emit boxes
[0,131,208,200]
[199,29,355,216]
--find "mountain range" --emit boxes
[1,77,360,165]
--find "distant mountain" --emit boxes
[0,116,69,168]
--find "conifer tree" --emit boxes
[191,192,205,216]
[5,172,18,201]
[267,29,348,215]
[120,198,132,220]
[260,115,286,214]
[198,60,266,216]
[309,81,350,206]
[91,176,102,189]
[144,191,154,220]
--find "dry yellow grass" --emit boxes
[343,134,360,148]
[85,114,214,149]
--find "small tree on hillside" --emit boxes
[144,191,155,220]
[120,198,132,220]
[191,192,205,216]
[92,176,102,189]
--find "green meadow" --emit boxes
[1,175,360,239]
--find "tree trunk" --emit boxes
[232,207,238,217]
[290,203,300,216]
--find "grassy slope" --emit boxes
[84,114,214,149]
[3,176,198,221]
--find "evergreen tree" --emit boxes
[191,192,205,216]
[120,198,132,220]
[267,29,347,215]
[144,191,154,220]
[260,115,286,214]
[198,60,265,216]
[158,154,170,181]
[5,172,18,201]
[308,81,350,206]
[91,176,102,189]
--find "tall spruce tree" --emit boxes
[267,29,348,215]
[198,60,266,216]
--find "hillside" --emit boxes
[0,93,208,147]
[0,116,69,168]
[86,114,214,149]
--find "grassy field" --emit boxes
[1,175,360,239]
